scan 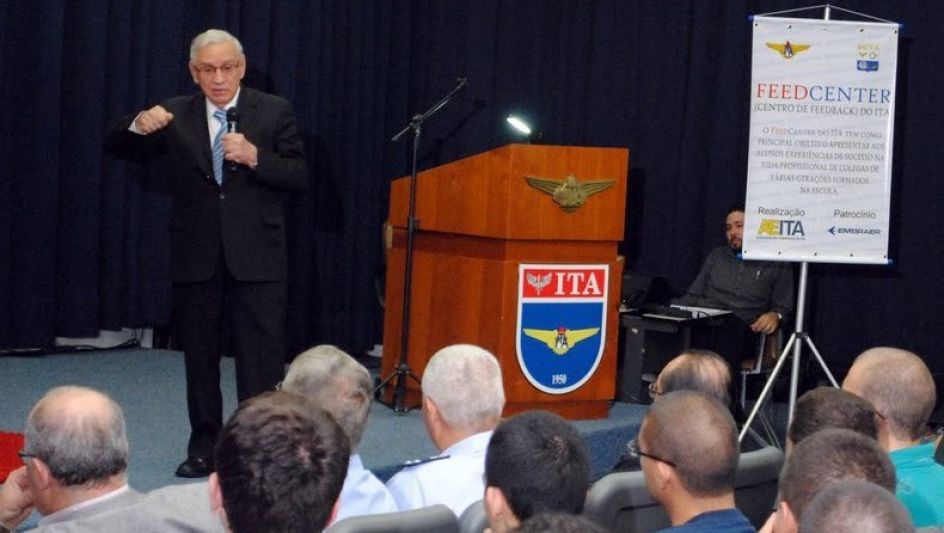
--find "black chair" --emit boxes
[458,499,488,533]
[584,446,784,531]
[582,469,671,532]
[326,504,459,533]
[734,446,785,528]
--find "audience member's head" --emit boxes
[842,346,936,451]
[652,349,731,407]
[209,391,350,533]
[638,391,740,525]
[772,428,896,533]
[484,411,590,533]
[513,511,612,533]
[787,386,878,451]
[421,344,505,451]
[22,386,129,515]
[281,344,373,450]
[798,480,914,533]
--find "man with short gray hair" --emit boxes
[386,344,505,515]
[0,386,140,532]
[140,345,396,529]
[280,344,398,521]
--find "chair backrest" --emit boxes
[734,446,784,528]
[583,446,784,532]
[326,504,459,533]
[458,499,488,533]
[582,469,671,532]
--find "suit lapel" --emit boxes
[183,94,213,177]
[235,87,260,143]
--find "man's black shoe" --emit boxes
[175,456,213,478]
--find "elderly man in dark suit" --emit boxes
[105,28,307,478]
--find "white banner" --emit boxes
[743,16,899,264]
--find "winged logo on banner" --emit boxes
[523,326,601,356]
[766,40,810,60]
[526,273,553,295]
[524,174,615,212]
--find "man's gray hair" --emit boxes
[281,345,373,449]
[24,386,129,487]
[189,29,244,61]
[422,344,505,431]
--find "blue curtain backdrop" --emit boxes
[1,1,942,373]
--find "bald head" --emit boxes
[24,386,129,486]
[843,347,936,441]
[655,349,731,407]
[640,391,738,496]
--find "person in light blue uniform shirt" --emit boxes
[386,344,505,516]
[131,345,398,529]
[279,345,398,523]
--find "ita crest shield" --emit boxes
[516,264,608,394]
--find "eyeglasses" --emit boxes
[627,439,676,468]
[193,62,241,76]
[18,450,36,463]
[647,382,663,399]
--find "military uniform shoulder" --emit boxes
[397,453,450,469]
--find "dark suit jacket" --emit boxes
[105,87,307,283]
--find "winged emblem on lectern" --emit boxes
[524,174,615,212]
[523,326,601,356]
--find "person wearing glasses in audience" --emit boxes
[0,387,142,532]
[105,29,307,478]
[613,349,732,473]
[635,391,754,532]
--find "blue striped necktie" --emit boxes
[212,109,227,185]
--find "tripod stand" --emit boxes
[738,262,839,444]
[374,78,468,412]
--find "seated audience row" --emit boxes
[1,343,941,532]
[0,385,349,533]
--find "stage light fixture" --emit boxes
[506,115,533,136]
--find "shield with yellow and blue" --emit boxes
[516,263,609,394]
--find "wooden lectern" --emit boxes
[381,144,628,419]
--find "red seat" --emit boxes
[0,431,25,483]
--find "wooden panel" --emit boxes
[381,230,623,419]
[389,144,629,241]
[381,144,629,419]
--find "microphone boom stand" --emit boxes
[375,78,468,413]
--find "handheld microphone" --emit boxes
[225,108,240,170]
[226,107,239,133]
